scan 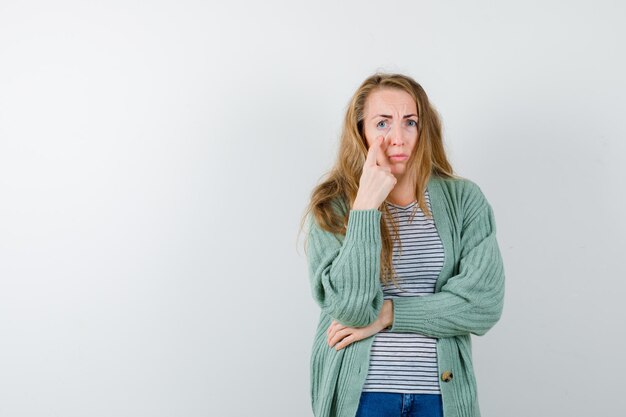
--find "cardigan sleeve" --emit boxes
[389,191,505,338]
[306,208,385,328]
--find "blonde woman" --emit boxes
[301,73,505,417]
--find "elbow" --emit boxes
[329,290,384,328]
[471,296,504,336]
[470,317,500,337]
[474,272,505,336]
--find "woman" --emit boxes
[300,73,505,417]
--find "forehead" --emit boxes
[365,88,417,114]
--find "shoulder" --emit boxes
[306,195,349,239]
[433,174,489,205]
[431,174,492,221]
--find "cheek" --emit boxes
[363,127,375,147]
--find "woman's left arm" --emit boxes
[388,191,505,338]
[327,185,505,349]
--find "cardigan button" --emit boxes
[441,371,453,382]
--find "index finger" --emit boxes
[376,128,393,168]
[365,135,382,167]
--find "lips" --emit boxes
[389,154,408,161]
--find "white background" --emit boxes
[1,1,625,416]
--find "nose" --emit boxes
[386,122,404,146]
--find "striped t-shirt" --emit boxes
[361,190,445,394]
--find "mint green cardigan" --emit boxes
[306,174,505,417]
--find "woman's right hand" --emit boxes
[352,136,397,210]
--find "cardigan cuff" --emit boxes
[390,296,428,333]
[345,209,382,243]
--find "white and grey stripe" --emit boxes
[362,190,445,394]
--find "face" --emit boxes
[362,88,419,178]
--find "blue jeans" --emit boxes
[355,392,443,417]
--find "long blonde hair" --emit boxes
[299,72,460,288]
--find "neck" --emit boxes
[387,173,417,206]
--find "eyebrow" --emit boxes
[371,114,418,120]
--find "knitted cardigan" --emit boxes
[306,173,505,417]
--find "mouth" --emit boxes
[389,154,408,161]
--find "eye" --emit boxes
[376,120,388,129]
[407,119,417,127]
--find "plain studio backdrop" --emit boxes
[1,1,625,416]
